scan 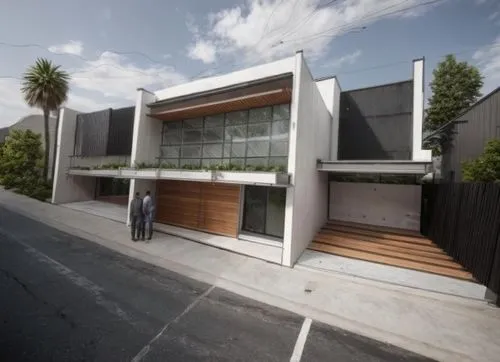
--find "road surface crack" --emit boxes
[0,267,40,301]
[0,267,77,329]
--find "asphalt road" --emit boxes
[0,206,434,362]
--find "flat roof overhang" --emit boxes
[148,75,293,122]
[317,160,430,175]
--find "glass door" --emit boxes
[242,186,286,239]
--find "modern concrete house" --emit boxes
[52,51,485,294]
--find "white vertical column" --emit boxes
[412,58,432,161]
[330,79,341,160]
[282,51,303,267]
[127,89,157,226]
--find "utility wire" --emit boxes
[0,0,444,81]
[1,42,497,82]
[277,0,442,45]
[276,0,341,41]
[0,41,170,66]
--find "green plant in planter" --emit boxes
[266,164,286,173]
[181,163,200,170]
[159,162,178,170]
[134,161,159,169]
[92,162,128,170]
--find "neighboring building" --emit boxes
[434,87,500,182]
[52,52,434,270]
[0,114,57,178]
[52,106,134,205]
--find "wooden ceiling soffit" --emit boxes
[148,88,292,122]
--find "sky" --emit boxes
[0,0,499,127]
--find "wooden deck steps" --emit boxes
[309,220,475,281]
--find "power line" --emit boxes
[276,0,341,41]
[0,0,443,82]
[0,41,170,66]
[277,0,443,45]
[334,43,499,76]
[2,42,497,82]
[192,0,297,79]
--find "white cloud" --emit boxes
[65,93,122,112]
[473,36,500,95]
[0,50,187,125]
[48,40,84,56]
[488,11,499,21]
[187,40,217,63]
[0,78,34,127]
[322,49,362,69]
[187,0,444,65]
[69,51,186,100]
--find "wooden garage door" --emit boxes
[156,180,240,237]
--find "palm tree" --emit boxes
[21,58,70,181]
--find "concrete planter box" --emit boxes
[213,171,290,186]
[119,168,159,179]
[158,169,214,181]
[68,168,120,177]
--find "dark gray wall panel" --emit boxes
[441,89,500,181]
[107,106,134,155]
[338,81,413,160]
[74,109,111,157]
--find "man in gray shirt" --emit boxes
[129,192,144,241]
[142,190,154,241]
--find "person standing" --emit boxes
[142,190,154,241]
[129,192,145,241]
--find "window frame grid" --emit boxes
[159,104,290,169]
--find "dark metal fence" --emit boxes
[421,183,500,305]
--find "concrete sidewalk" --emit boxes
[1,190,499,362]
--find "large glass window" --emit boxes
[159,104,290,170]
[242,186,286,239]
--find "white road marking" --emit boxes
[5,231,133,323]
[131,285,215,362]
[290,317,313,362]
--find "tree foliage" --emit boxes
[21,58,70,181]
[0,129,52,200]
[425,55,483,132]
[462,139,500,182]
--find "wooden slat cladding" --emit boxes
[156,180,240,237]
[156,181,202,230]
[150,89,292,122]
[200,183,240,237]
[309,220,475,281]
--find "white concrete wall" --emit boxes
[412,59,432,162]
[282,52,332,266]
[155,56,296,101]
[315,77,341,160]
[52,108,96,204]
[127,89,161,225]
[130,89,161,166]
[329,182,422,231]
